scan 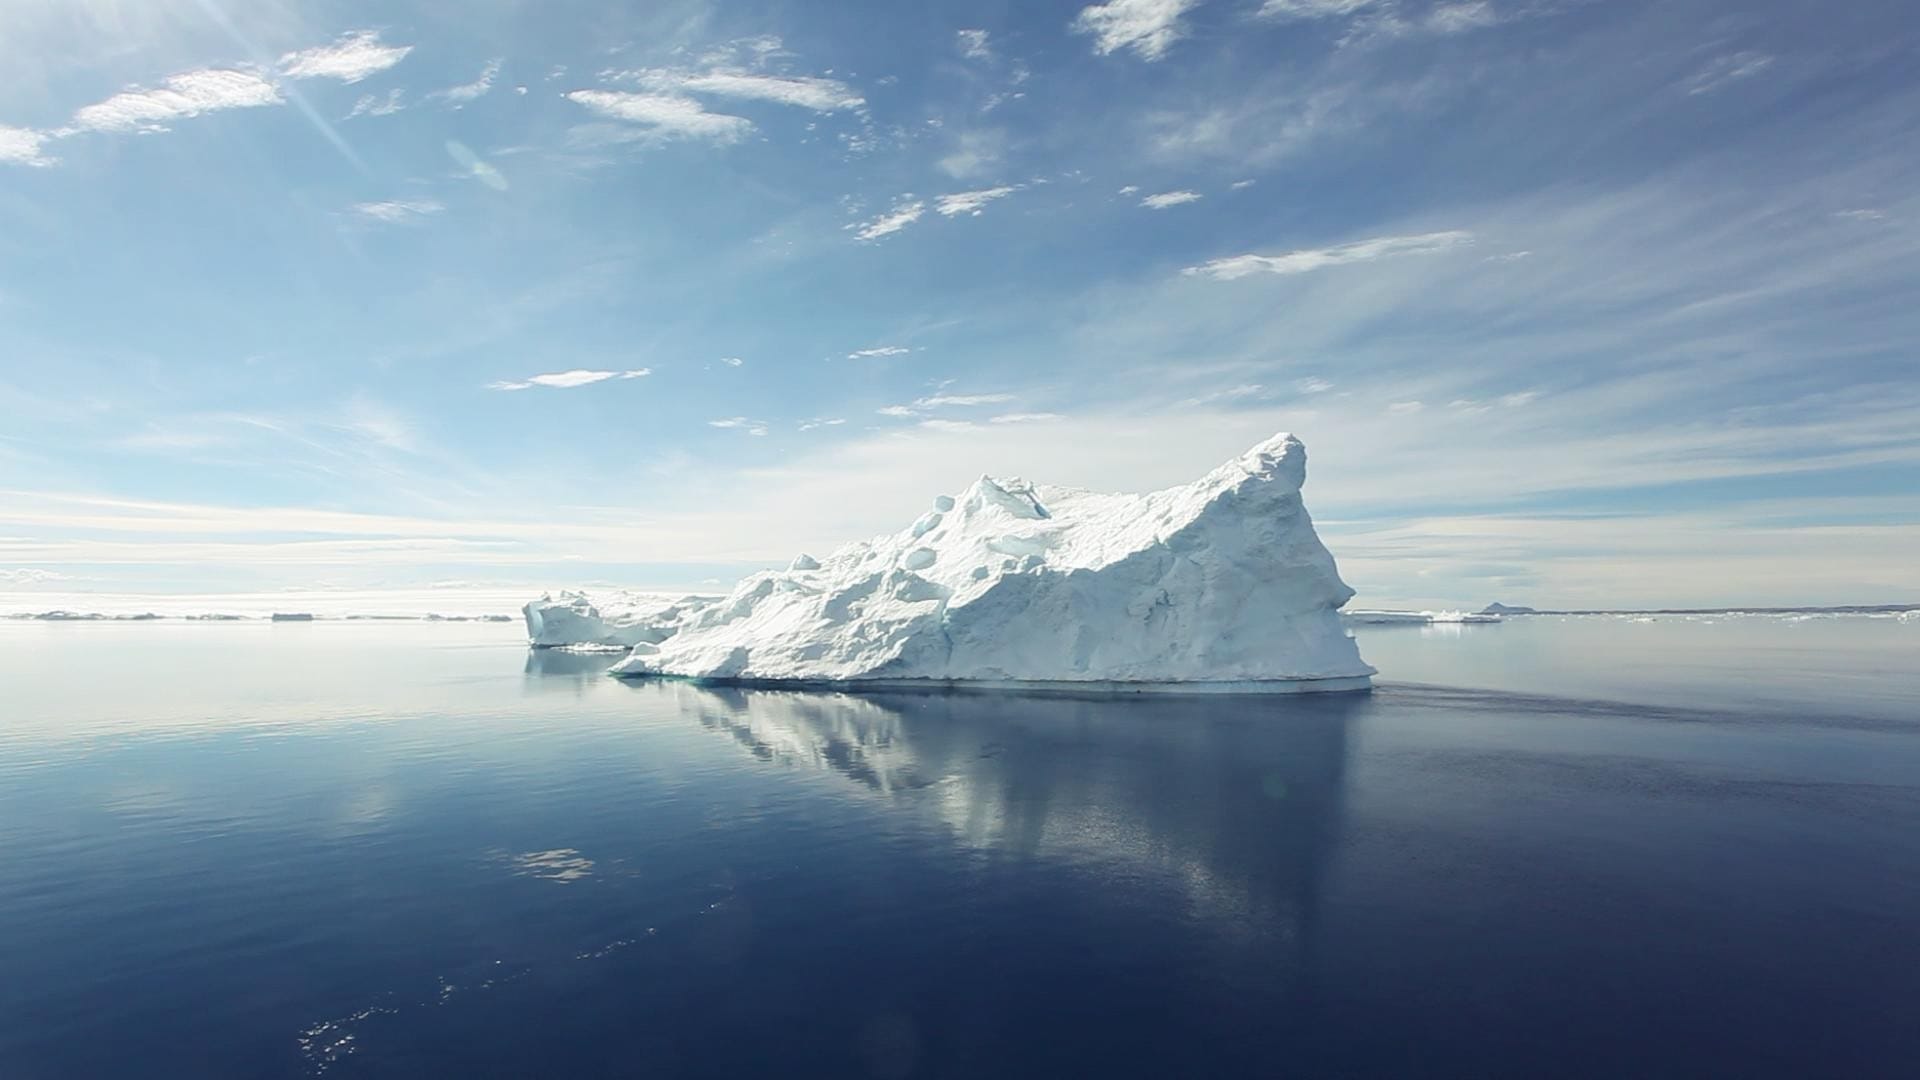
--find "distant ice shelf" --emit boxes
[525,432,1375,694]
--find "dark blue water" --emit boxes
[2,619,1918,1078]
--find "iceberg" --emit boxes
[523,590,719,650]
[525,432,1374,693]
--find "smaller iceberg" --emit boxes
[523,590,718,650]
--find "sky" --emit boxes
[1,0,1918,614]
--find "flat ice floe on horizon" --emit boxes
[524,432,1375,692]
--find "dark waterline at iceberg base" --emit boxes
[1,620,1918,1077]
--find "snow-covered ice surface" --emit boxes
[525,433,1374,693]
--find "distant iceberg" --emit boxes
[1344,609,1502,626]
[525,433,1374,693]
[524,591,719,651]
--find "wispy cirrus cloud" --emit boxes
[956,29,994,61]
[709,416,769,436]
[1183,230,1472,280]
[564,90,752,143]
[1267,0,1515,43]
[1072,0,1201,61]
[10,29,414,157]
[1685,51,1774,96]
[1258,0,1377,17]
[431,59,502,105]
[854,198,926,241]
[847,346,911,359]
[279,31,414,83]
[1181,384,1269,407]
[1425,2,1502,33]
[352,199,444,224]
[1141,190,1202,209]
[487,369,651,391]
[1447,391,1540,413]
[345,88,405,119]
[628,69,864,112]
[937,130,1007,180]
[918,393,1015,407]
[68,68,282,134]
[880,392,1018,421]
[936,186,1019,216]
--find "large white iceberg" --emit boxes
[524,432,1373,693]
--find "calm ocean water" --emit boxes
[2,616,1917,1078]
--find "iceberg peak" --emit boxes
[526,432,1373,693]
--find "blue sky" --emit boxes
[2,0,1917,612]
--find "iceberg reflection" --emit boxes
[628,681,1363,936]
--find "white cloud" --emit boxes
[0,568,68,586]
[1387,400,1425,414]
[1183,230,1472,280]
[1484,250,1533,262]
[991,413,1066,424]
[920,419,979,432]
[1141,190,1203,209]
[1294,0,1514,44]
[488,369,650,391]
[279,31,414,84]
[799,417,847,431]
[1685,51,1773,96]
[918,393,1015,407]
[1296,377,1334,394]
[719,357,745,367]
[1072,0,1201,61]
[69,68,282,134]
[710,417,770,436]
[694,34,791,69]
[1181,384,1267,407]
[1258,0,1377,18]
[881,393,1019,420]
[345,88,405,119]
[1118,185,1141,196]
[1836,209,1887,222]
[352,199,444,225]
[848,346,911,359]
[432,59,502,104]
[1230,179,1256,190]
[637,70,864,112]
[936,186,1019,216]
[0,125,51,166]
[957,29,994,61]
[937,130,1006,179]
[1426,2,1499,33]
[565,90,752,143]
[854,198,926,241]
[1447,391,1537,413]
